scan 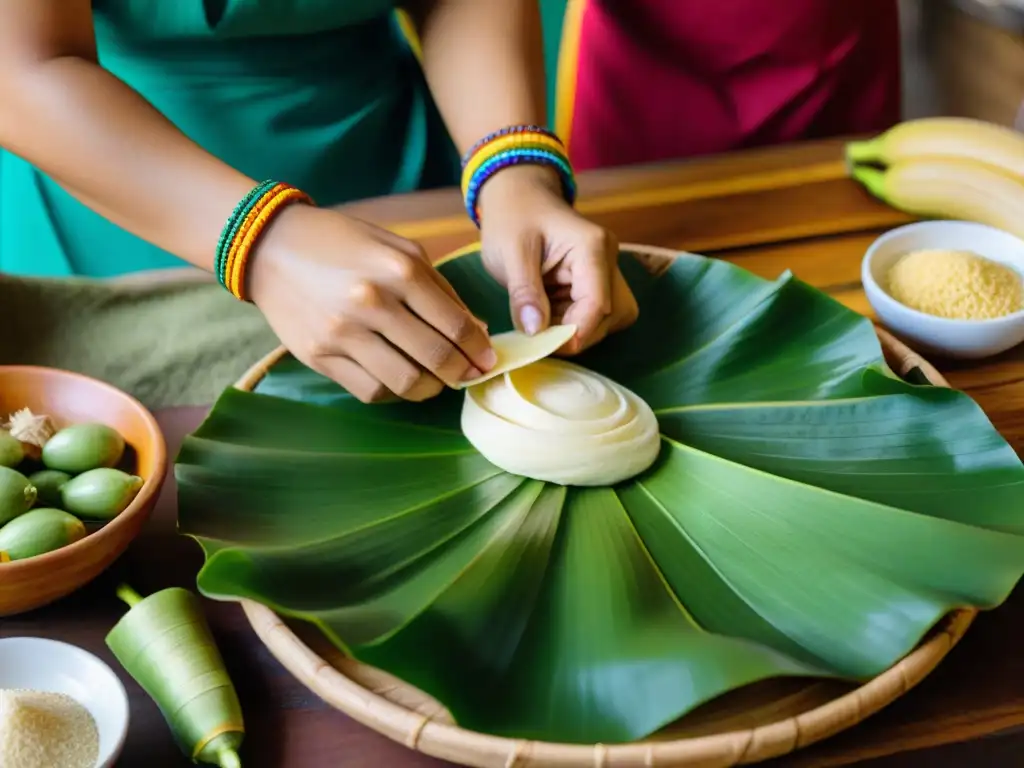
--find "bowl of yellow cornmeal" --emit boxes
[863,220,1024,358]
[0,637,129,768]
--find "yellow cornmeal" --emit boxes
[886,249,1024,320]
[0,689,99,768]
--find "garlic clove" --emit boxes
[4,408,56,462]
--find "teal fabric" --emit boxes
[539,0,567,130]
[0,0,459,278]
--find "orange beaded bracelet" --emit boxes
[215,181,313,301]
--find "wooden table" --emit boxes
[5,138,1024,767]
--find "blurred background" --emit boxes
[901,0,1024,125]
[530,1,1024,134]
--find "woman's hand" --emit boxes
[478,166,639,355]
[247,206,496,403]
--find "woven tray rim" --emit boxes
[232,242,972,767]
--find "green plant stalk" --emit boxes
[845,138,884,166]
[850,165,888,202]
[106,584,244,768]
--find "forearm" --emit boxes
[0,58,255,271]
[404,0,548,154]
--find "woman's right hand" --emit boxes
[247,205,497,403]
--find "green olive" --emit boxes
[60,468,144,520]
[42,423,126,474]
[28,469,73,508]
[0,507,86,560]
[0,466,37,526]
[0,430,24,469]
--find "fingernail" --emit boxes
[463,366,483,381]
[520,305,543,335]
[481,348,498,369]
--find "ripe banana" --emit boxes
[846,117,1024,179]
[851,158,1024,240]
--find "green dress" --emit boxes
[0,0,459,277]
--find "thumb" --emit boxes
[502,234,551,336]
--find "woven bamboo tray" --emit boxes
[232,244,973,768]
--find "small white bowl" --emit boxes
[862,220,1024,359]
[0,637,129,767]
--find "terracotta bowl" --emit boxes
[0,366,166,617]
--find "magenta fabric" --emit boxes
[566,0,902,171]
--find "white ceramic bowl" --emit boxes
[0,637,129,767]
[862,220,1024,359]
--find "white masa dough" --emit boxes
[461,358,661,486]
[453,325,578,389]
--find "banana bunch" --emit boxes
[846,117,1024,240]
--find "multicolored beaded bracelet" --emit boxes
[214,180,314,301]
[461,131,568,199]
[460,124,560,167]
[460,126,576,228]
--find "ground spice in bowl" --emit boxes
[885,249,1024,320]
[0,689,99,768]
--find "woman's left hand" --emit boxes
[477,166,639,355]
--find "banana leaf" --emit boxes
[176,249,1024,745]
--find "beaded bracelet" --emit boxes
[460,124,560,168]
[460,126,576,228]
[461,132,567,198]
[214,180,314,301]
